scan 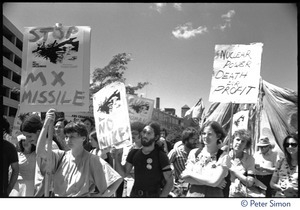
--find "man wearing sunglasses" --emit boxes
[254,136,279,197]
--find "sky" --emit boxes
[3,3,298,117]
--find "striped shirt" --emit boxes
[168,144,188,181]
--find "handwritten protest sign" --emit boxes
[232,110,249,133]
[93,82,131,150]
[65,99,94,122]
[209,43,263,103]
[64,112,94,123]
[19,24,91,113]
[127,94,154,124]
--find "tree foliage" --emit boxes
[11,53,148,103]
[166,125,185,146]
[90,52,149,96]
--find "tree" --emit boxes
[90,52,149,96]
[166,124,185,148]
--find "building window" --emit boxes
[14,55,22,68]
[3,46,12,61]
[3,26,14,43]
[16,38,23,51]
[11,90,20,101]
[3,105,9,116]
[12,72,21,84]
[3,67,11,79]
[2,85,10,97]
[9,107,18,117]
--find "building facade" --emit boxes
[2,15,23,127]
[151,108,182,130]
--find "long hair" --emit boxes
[201,121,227,144]
[146,121,161,140]
[20,114,42,133]
[16,139,36,153]
[283,132,298,167]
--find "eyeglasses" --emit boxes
[284,143,298,148]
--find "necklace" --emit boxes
[197,149,218,167]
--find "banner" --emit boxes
[209,43,263,103]
[93,82,131,150]
[19,24,91,113]
[127,94,154,124]
[231,110,249,134]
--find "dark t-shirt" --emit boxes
[1,140,18,197]
[126,146,170,191]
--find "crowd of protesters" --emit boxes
[1,110,298,198]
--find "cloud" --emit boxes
[150,3,167,13]
[214,10,236,31]
[173,3,182,11]
[172,22,208,39]
[221,10,235,21]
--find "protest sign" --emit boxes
[93,82,131,150]
[65,99,94,122]
[19,24,91,113]
[64,112,94,123]
[209,43,263,103]
[127,94,154,124]
[231,110,249,133]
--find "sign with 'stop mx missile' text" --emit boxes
[209,43,263,103]
[19,25,91,113]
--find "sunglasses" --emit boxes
[284,143,298,148]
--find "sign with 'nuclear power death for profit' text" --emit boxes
[209,43,263,104]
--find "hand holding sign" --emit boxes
[45,108,56,124]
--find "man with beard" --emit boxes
[113,122,173,197]
[168,127,201,197]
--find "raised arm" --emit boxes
[111,148,133,178]
[36,108,56,159]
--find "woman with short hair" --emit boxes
[227,129,256,197]
[36,108,122,197]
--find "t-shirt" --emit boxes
[228,150,255,197]
[168,144,189,181]
[1,140,19,196]
[126,146,170,191]
[10,152,36,197]
[273,158,298,197]
[16,152,36,181]
[185,148,229,179]
[254,149,278,175]
[38,149,121,197]
[228,150,255,182]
